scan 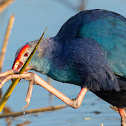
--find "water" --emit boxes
[0,0,126,125]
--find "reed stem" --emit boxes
[0,15,15,73]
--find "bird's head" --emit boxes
[12,44,34,72]
[12,38,53,74]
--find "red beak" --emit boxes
[11,59,23,82]
[12,44,30,72]
[12,59,23,72]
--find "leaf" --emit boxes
[0,28,47,113]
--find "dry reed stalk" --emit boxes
[0,105,67,118]
[0,15,15,73]
[16,121,31,126]
[79,0,85,11]
[0,0,15,13]
[110,106,119,113]
[47,76,53,105]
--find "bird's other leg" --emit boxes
[118,108,126,126]
[34,74,88,109]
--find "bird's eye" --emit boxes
[24,52,28,57]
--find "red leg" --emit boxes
[118,108,126,126]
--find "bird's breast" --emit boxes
[47,63,82,86]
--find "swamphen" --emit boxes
[11,9,126,126]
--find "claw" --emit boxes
[21,99,30,109]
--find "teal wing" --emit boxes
[78,10,126,77]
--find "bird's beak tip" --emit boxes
[12,60,23,72]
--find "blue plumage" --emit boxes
[26,9,126,107]
[12,10,126,125]
[57,9,126,77]
[78,10,126,77]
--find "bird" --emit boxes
[10,9,126,126]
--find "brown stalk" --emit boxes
[0,105,66,118]
[0,15,15,73]
[0,0,15,13]
[47,76,53,105]
[79,0,86,11]
[110,106,119,113]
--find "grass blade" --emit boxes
[0,28,47,113]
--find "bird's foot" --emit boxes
[0,69,18,83]
[118,108,126,126]
[0,69,18,77]
[0,70,35,109]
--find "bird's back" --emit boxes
[78,10,126,77]
[55,9,126,87]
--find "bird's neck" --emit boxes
[29,38,58,74]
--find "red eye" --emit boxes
[24,52,28,57]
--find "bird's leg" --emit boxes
[118,108,126,126]
[34,73,88,109]
[24,74,87,108]
[0,72,88,109]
